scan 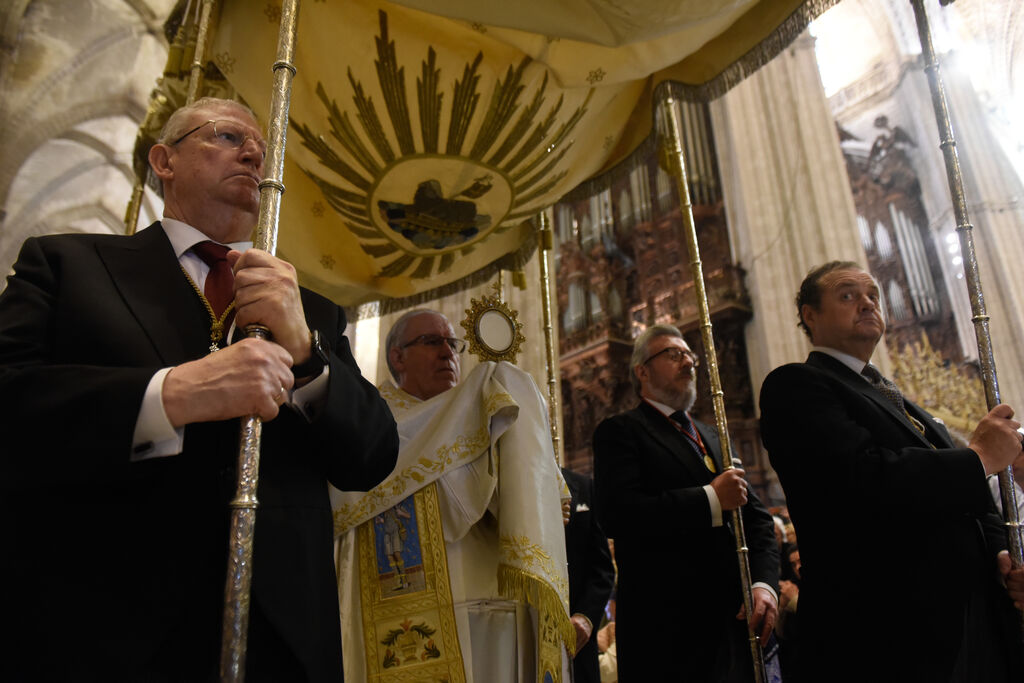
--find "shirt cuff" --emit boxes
[752,582,779,606]
[704,484,723,527]
[131,368,184,461]
[290,365,330,422]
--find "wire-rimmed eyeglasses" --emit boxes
[643,347,699,367]
[170,119,267,163]
[402,334,467,354]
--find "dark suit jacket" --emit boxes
[561,467,615,683]
[0,224,399,682]
[593,401,778,682]
[760,351,1017,682]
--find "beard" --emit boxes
[678,381,697,413]
[646,372,697,413]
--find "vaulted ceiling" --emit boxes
[0,0,172,273]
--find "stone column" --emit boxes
[905,58,1024,410]
[709,32,877,403]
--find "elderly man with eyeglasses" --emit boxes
[331,309,574,683]
[592,323,779,683]
[0,97,399,682]
[384,310,466,402]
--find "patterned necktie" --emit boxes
[671,410,699,441]
[860,364,905,412]
[190,240,234,318]
[861,363,927,436]
[670,410,717,474]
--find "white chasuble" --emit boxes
[331,362,572,683]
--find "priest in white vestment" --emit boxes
[331,310,573,683]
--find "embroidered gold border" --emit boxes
[335,427,491,534]
[334,385,516,535]
[358,483,466,683]
[498,534,575,683]
[496,563,573,683]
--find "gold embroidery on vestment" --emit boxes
[358,483,466,682]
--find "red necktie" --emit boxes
[190,240,234,319]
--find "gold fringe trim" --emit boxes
[497,564,576,657]
[562,0,841,203]
[670,0,843,104]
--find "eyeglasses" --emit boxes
[170,119,267,163]
[643,347,699,367]
[402,334,467,354]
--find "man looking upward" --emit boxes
[0,97,398,682]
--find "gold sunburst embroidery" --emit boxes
[291,10,593,281]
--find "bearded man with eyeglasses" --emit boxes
[331,309,574,683]
[592,323,779,682]
[0,97,399,682]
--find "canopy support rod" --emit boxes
[657,87,766,683]
[537,210,563,465]
[186,0,218,103]
[220,1,301,680]
[909,0,1023,593]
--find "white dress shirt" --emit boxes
[131,219,328,460]
[811,345,986,477]
[643,398,778,604]
[644,397,725,527]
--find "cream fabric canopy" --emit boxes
[211,0,833,305]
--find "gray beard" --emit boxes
[680,382,697,413]
[648,377,697,413]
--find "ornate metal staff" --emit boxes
[125,0,219,235]
[657,87,766,683]
[220,0,301,680]
[537,210,564,464]
[186,0,218,103]
[908,0,1024,604]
